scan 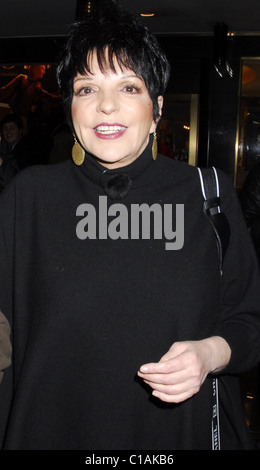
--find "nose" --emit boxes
[96,90,119,115]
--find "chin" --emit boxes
[99,158,129,169]
[94,152,133,168]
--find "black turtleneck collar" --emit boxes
[79,135,154,199]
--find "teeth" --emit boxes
[95,125,126,134]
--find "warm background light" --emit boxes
[242,65,257,85]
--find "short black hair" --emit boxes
[56,6,170,129]
[0,113,23,132]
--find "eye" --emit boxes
[74,86,94,96]
[123,85,140,94]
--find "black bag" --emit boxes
[198,166,230,450]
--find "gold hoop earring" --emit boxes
[72,135,85,166]
[152,130,157,161]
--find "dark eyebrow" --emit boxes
[73,73,142,84]
[73,76,94,84]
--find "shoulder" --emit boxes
[156,153,200,186]
[197,166,235,195]
[0,160,74,208]
[155,155,236,201]
[12,159,73,189]
[156,158,238,210]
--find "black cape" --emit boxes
[0,142,260,450]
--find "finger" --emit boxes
[151,389,194,404]
[150,380,200,403]
[138,368,188,385]
[142,372,196,392]
[139,362,165,374]
[139,357,183,375]
[139,345,195,375]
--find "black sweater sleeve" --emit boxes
[214,170,260,374]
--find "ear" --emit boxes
[150,95,164,133]
[157,95,164,119]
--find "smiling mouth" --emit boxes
[94,125,127,135]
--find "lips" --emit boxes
[94,123,127,139]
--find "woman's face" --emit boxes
[71,51,163,169]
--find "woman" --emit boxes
[0,6,259,450]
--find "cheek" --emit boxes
[144,100,155,122]
[71,102,80,123]
[71,103,87,131]
[139,103,155,131]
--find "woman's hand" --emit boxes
[137,336,231,403]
